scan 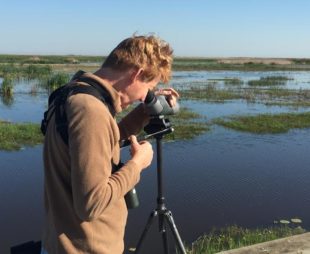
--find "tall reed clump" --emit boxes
[1,77,14,96]
[43,72,70,91]
[25,64,52,79]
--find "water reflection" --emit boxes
[1,94,14,107]
[0,93,46,123]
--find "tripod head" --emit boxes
[144,115,173,138]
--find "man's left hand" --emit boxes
[155,88,180,107]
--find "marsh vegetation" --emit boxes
[179,75,310,107]
[214,112,310,134]
[0,120,42,151]
[187,223,305,254]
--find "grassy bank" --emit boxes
[214,112,310,134]
[1,55,310,72]
[0,120,42,151]
[187,224,305,254]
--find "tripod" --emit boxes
[134,116,187,254]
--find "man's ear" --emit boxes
[132,68,144,82]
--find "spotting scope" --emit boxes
[144,89,180,116]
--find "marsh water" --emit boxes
[1,71,310,253]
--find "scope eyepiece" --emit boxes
[144,90,179,116]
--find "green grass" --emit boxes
[0,64,52,79]
[291,58,310,65]
[186,224,305,254]
[180,85,240,102]
[248,76,293,87]
[168,107,209,140]
[214,112,310,134]
[0,120,43,151]
[42,72,70,90]
[224,78,244,86]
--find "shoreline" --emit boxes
[1,55,310,72]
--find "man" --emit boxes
[42,35,178,253]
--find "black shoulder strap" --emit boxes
[77,77,116,116]
[41,77,116,146]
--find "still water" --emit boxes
[1,71,310,253]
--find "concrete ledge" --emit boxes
[217,232,310,254]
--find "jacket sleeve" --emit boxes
[118,103,150,140]
[66,94,141,221]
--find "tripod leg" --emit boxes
[159,214,170,254]
[164,211,187,254]
[134,210,158,254]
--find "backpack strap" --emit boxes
[41,76,116,146]
[77,77,116,116]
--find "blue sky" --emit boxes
[1,0,309,57]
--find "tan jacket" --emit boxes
[43,72,148,253]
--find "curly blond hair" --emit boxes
[102,35,173,84]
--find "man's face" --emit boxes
[121,75,160,109]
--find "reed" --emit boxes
[186,224,305,254]
[224,78,244,86]
[43,72,70,90]
[1,77,14,96]
[0,64,52,79]
[180,84,239,102]
[248,76,293,87]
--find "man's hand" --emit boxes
[155,88,180,107]
[129,135,153,170]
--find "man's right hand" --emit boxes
[129,135,153,170]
